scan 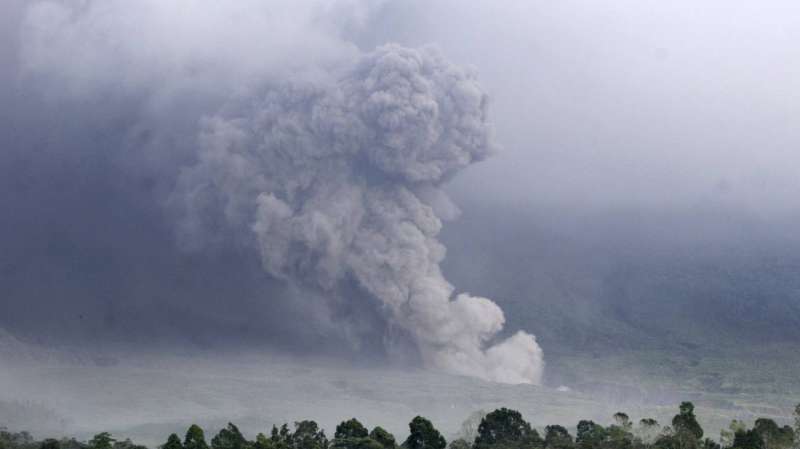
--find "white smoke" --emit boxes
[172,45,544,384]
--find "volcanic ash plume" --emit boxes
[173,44,543,384]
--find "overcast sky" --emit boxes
[356,1,800,215]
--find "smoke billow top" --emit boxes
[172,45,543,384]
[5,0,543,384]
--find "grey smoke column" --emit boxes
[173,45,543,384]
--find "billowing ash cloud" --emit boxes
[0,0,543,383]
[171,45,543,384]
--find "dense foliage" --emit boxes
[2,402,799,449]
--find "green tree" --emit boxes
[448,440,470,449]
[268,425,292,449]
[332,418,375,449]
[211,424,250,449]
[59,438,86,449]
[607,415,633,449]
[2,430,34,448]
[754,420,780,449]
[672,403,703,441]
[89,433,116,449]
[636,419,660,447]
[336,421,369,440]
[576,421,606,449]
[163,434,184,449]
[654,431,679,449]
[544,426,574,449]
[614,414,633,433]
[291,421,328,449]
[732,430,764,449]
[40,440,61,449]
[185,425,210,449]
[794,405,800,449]
[253,434,271,449]
[474,408,542,449]
[113,439,147,449]
[458,412,488,446]
[660,402,704,449]
[403,417,446,449]
[721,421,748,448]
[370,428,396,449]
[753,419,794,449]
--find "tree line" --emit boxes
[2,402,800,449]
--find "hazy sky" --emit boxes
[357,1,800,214]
